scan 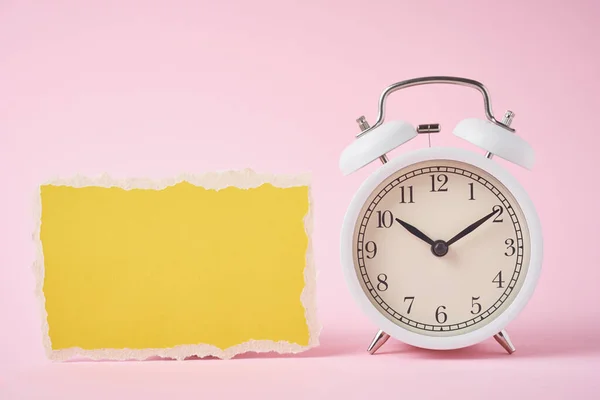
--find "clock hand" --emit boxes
[395,218,435,246]
[446,208,499,246]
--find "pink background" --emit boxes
[1,0,599,398]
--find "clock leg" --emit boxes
[493,329,516,354]
[367,330,390,354]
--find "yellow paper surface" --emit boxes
[39,176,314,358]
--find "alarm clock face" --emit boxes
[352,159,531,337]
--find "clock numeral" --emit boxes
[376,274,388,291]
[430,174,449,192]
[468,182,475,200]
[400,186,414,204]
[471,296,482,314]
[404,296,415,314]
[376,210,394,228]
[493,271,505,288]
[377,274,388,292]
[505,238,516,256]
[365,241,378,259]
[492,205,504,223]
[435,305,447,324]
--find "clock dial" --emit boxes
[353,160,531,336]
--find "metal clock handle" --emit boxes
[356,76,515,139]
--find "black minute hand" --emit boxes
[446,209,499,246]
[395,218,435,246]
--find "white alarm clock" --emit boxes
[339,77,543,355]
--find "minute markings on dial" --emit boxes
[356,165,525,333]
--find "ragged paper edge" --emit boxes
[32,168,321,361]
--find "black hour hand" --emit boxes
[395,218,435,246]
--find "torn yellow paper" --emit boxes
[35,171,318,360]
